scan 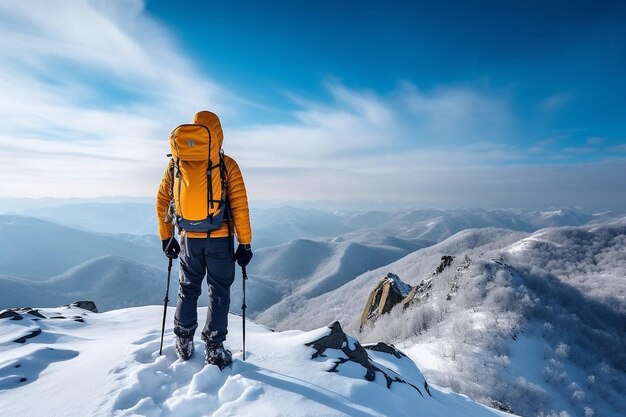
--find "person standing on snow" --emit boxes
[156,110,253,369]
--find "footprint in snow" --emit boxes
[108,335,260,416]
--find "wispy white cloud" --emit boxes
[226,83,625,208]
[229,81,517,165]
[0,0,226,110]
[0,0,238,197]
[400,82,514,144]
[0,1,622,210]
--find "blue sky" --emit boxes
[0,0,624,208]
[145,0,626,151]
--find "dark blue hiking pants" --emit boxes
[173,236,235,343]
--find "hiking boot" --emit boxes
[175,336,194,361]
[204,342,232,369]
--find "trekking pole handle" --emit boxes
[241,266,247,309]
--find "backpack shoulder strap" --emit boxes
[219,150,234,252]
[167,158,175,198]
[164,157,177,225]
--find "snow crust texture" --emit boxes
[0,306,510,417]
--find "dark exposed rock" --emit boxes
[0,309,23,320]
[13,328,42,343]
[63,301,98,313]
[10,307,46,319]
[305,321,429,396]
[434,255,454,274]
[491,400,514,413]
[367,345,432,396]
[363,342,407,359]
[2,306,89,347]
[24,310,46,319]
[360,273,413,330]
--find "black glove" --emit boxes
[235,244,253,267]
[162,237,180,259]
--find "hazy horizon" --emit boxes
[1,195,626,213]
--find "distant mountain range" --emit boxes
[3,199,623,248]
[0,215,162,279]
[0,255,168,311]
[1,207,624,311]
[0,205,624,416]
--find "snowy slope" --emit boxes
[245,209,623,325]
[0,306,512,417]
[242,238,409,315]
[503,225,626,311]
[262,225,626,417]
[256,228,527,330]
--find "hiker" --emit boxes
[156,110,253,369]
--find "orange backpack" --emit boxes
[168,124,228,233]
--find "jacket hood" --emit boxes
[193,110,224,148]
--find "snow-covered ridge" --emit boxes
[258,224,626,417]
[0,305,512,417]
[386,272,412,297]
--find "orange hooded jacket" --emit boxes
[155,111,252,244]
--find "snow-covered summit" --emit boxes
[0,305,512,417]
[386,272,412,297]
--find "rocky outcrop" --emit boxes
[446,255,470,300]
[63,301,98,313]
[359,273,413,330]
[305,321,431,396]
[360,256,470,330]
[0,310,23,320]
[435,255,454,274]
[0,305,93,344]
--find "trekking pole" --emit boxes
[159,257,174,355]
[242,266,248,361]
